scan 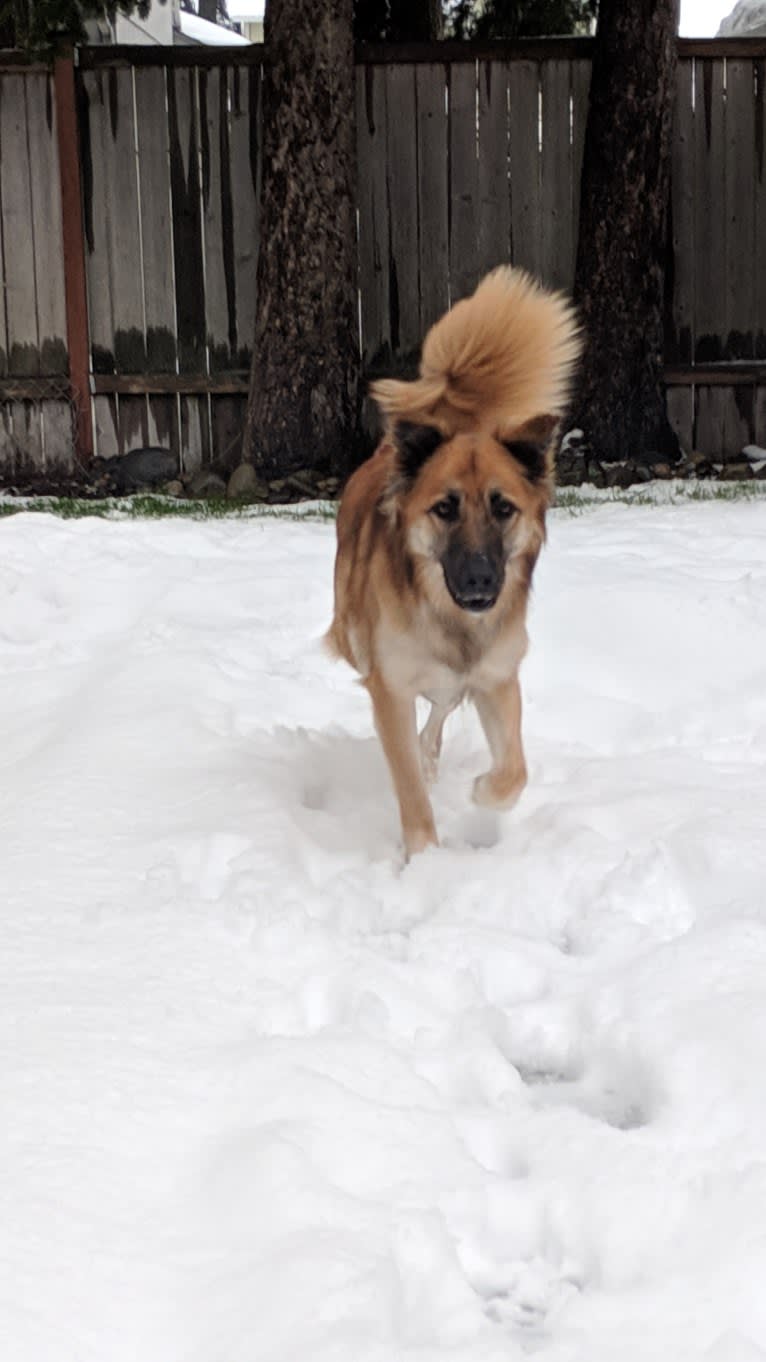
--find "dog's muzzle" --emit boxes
[442,549,503,613]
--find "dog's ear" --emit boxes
[501,413,558,485]
[393,421,444,481]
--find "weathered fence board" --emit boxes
[385,63,420,357]
[695,59,727,362]
[476,59,510,284]
[507,60,541,278]
[93,393,120,458]
[666,385,694,454]
[540,59,574,291]
[180,392,210,472]
[81,67,145,373]
[0,406,13,462]
[134,65,177,373]
[41,400,74,465]
[200,66,231,370]
[26,73,68,374]
[228,64,261,368]
[449,61,479,303]
[725,59,755,359]
[0,75,40,375]
[168,65,206,373]
[416,63,449,333]
[211,393,244,468]
[757,59,766,359]
[12,400,43,464]
[147,392,180,458]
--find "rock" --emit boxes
[165,480,185,498]
[105,446,178,494]
[603,462,636,489]
[686,455,714,478]
[186,469,228,499]
[652,462,673,479]
[226,462,268,500]
[557,453,588,485]
[717,461,754,480]
[287,470,322,497]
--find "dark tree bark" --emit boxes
[571,0,680,465]
[243,0,359,478]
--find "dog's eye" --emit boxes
[491,495,517,521]
[431,497,459,522]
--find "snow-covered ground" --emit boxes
[2,498,766,1362]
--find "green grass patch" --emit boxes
[1,479,764,523]
[553,478,766,515]
[0,494,339,522]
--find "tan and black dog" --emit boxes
[327,267,581,857]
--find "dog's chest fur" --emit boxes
[377,605,528,707]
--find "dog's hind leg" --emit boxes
[472,677,528,810]
[367,672,438,858]
[419,702,454,785]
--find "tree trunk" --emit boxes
[243,0,359,477]
[571,0,680,466]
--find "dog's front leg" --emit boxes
[367,672,438,857]
[419,701,454,784]
[472,676,528,810]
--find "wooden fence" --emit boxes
[1,38,765,476]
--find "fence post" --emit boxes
[53,51,94,461]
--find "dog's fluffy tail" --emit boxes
[372,266,581,435]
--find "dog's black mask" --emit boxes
[441,541,504,612]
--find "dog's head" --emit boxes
[386,415,556,616]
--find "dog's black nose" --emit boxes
[443,549,502,611]
[461,553,495,595]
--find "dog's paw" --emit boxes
[472,770,526,811]
[403,822,439,860]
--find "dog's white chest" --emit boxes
[377,624,463,703]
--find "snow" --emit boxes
[177,9,250,44]
[717,0,766,34]
[2,499,766,1361]
[224,0,266,20]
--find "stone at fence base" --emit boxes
[186,469,228,499]
[557,454,588,486]
[716,461,754,480]
[287,471,321,498]
[165,480,185,498]
[227,462,269,500]
[603,462,636,489]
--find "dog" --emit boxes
[326,266,581,857]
